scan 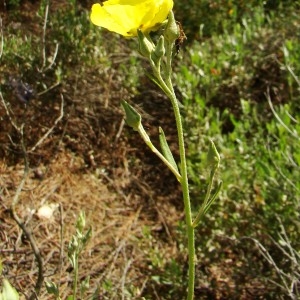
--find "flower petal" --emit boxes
[91,0,174,37]
[91,3,131,36]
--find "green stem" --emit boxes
[168,88,195,300]
[155,72,195,300]
[73,254,79,299]
[165,42,175,92]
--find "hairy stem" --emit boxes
[155,73,195,300]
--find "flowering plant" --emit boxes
[91,2,221,299]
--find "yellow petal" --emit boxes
[91,0,174,37]
[91,3,131,36]
[143,0,173,30]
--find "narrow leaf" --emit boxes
[159,127,179,173]
[145,72,164,90]
[203,181,223,216]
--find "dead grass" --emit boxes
[0,5,183,291]
[0,28,183,295]
[0,146,183,299]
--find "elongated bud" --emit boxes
[151,36,165,65]
[137,30,154,58]
[164,11,179,44]
[207,139,220,168]
[121,100,142,131]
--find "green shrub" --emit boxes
[174,0,300,41]
[176,2,300,296]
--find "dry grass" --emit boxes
[0,147,183,299]
[0,24,183,294]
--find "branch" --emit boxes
[9,126,44,300]
[29,94,64,153]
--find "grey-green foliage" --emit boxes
[175,2,299,296]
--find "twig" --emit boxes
[114,118,125,143]
[2,91,64,296]
[120,247,133,300]
[36,81,60,97]
[9,126,44,300]
[286,64,300,87]
[55,203,64,293]
[29,94,64,153]
[241,236,298,300]
[41,1,49,69]
[45,43,59,71]
[266,88,299,140]
[0,16,3,59]
[266,137,299,192]
[39,0,59,72]
[0,92,21,132]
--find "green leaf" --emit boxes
[203,181,223,216]
[145,72,164,90]
[1,279,19,300]
[45,281,59,297]
[159,127,179,173]
[82,227,92,248]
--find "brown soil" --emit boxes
[0,2,185,299]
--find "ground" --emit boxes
[0,1,295,299]
[1,2,186,299]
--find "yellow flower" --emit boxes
[90,0,173,37]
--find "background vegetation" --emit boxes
[0,0,299,299]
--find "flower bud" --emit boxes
[137,30,154,58]
[121,100,142,131]
[164,11,179,44]
[207,139,220,168]
[151,36,165,65]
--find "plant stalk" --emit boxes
[146,27,196,299]
[155,73,195,300]
[73,254,79,300]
